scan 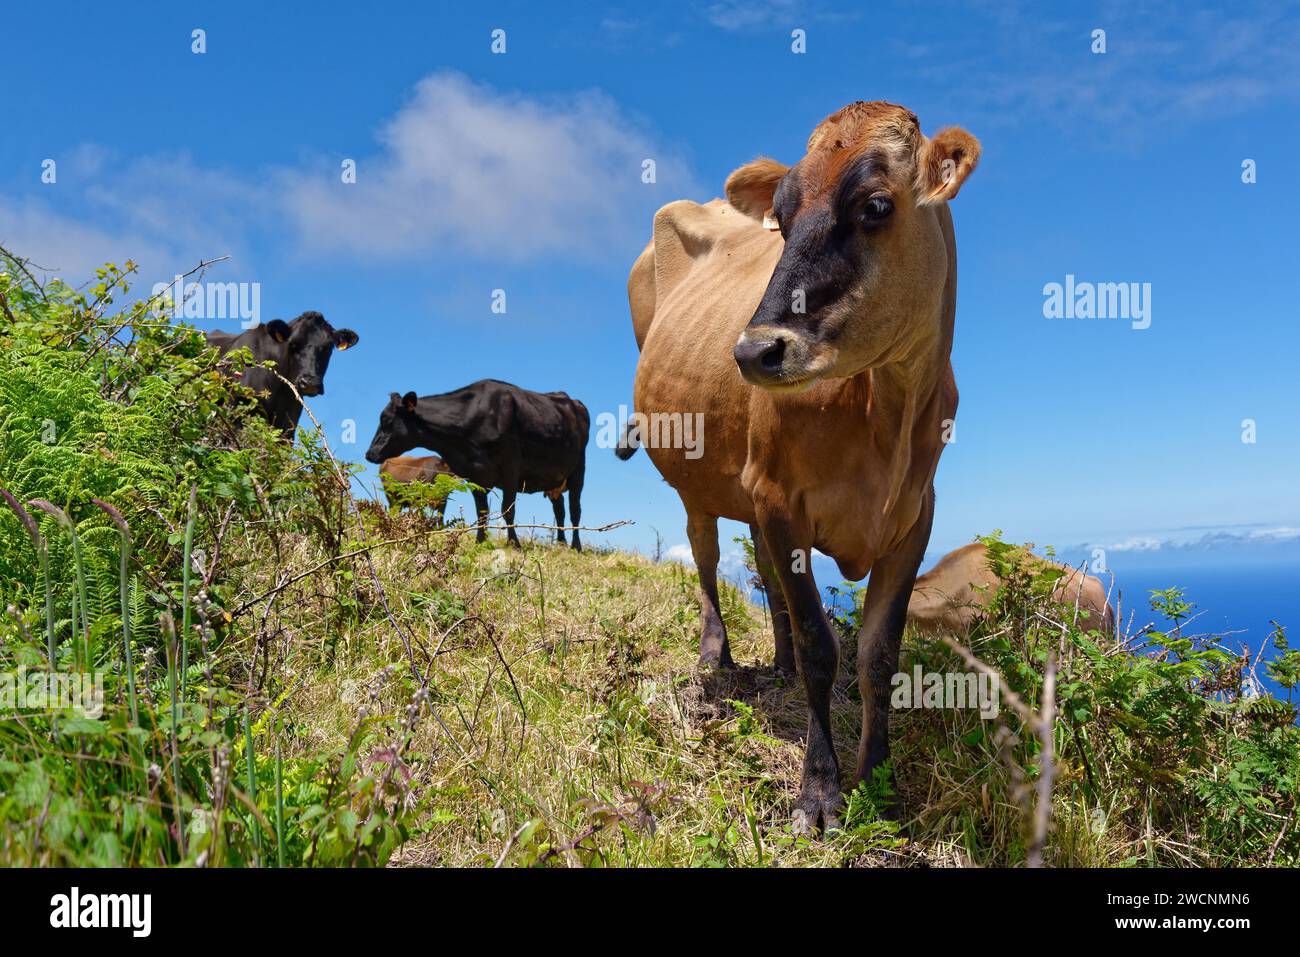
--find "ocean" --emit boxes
[804,543,1299,704]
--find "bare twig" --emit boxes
[941,635,1042,731]
[226,532,427,618]
[1027,652,1057,868]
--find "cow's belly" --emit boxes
[636,352,753,519]
[633,252,765,521]
[643,442,754,521]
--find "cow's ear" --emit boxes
[265,319,291,343]
[334,328,358,351]
[725,157,790,226]
[915,127,980,205]
[402,391,418,413]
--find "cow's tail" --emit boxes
[614,418,640,460]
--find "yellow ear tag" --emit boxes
[762,213,780,231]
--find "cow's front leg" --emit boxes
[856,486,934,800]
[759,511,841,832]
[750,522,795,675]
[501,486,521,548]
[549,492,566,544]
[685,509,734,668]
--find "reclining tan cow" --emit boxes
[379,455,455,521]
[907,543,1115,636]
[618,100,980,830]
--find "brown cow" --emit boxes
[619,101,979,830]
[908,543,1115,636]
[379,455,455,521]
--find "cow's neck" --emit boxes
[412,401,473,451]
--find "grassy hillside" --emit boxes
[1,251,1297,867]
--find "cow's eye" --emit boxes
[860,196,893,227]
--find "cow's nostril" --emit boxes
[759,337,786,371]
[734,336,785,377]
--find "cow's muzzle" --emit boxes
[297,379,324,397]
[734,327,828,390]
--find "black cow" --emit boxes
[205,311,359,436]
[364,380,589,550]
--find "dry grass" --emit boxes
[222,507,1042,867]
[221,510,1286,868]
[250,518,910,866]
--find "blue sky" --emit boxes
[4,0,1299,582]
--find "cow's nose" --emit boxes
[299,380,324,397]
[734,333,788,383]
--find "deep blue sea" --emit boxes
[1095,557,1298,701]
[804,542,1299,703]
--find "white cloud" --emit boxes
[662,543,752,588]
[1,72,699,287]
[280,72,697,261]
[664,544,695,567]
[718,548,750,584]
[1098,536,1167,553]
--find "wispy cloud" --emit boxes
[0,196,175,285]
[1076,525,1300,553]
[919,0,1300,137]
[0,146,261,283]
[703,0,802,32]
[702,0,857,32]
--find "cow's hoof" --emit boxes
[698,650,736,671]
[792,792,843,836]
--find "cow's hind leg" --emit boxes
[750,522,795,675]
[686,509,734,669]
[472,489,490,543]
[501,486,521,548]
[758,508,840,832]
[856,486,935,804]
[566,460,585,551]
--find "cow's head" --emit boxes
[730,101,979,389]
[364,391,420,464]
[265,311,359,397]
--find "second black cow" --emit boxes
[364,379,589,550]
[206,311,359,437]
